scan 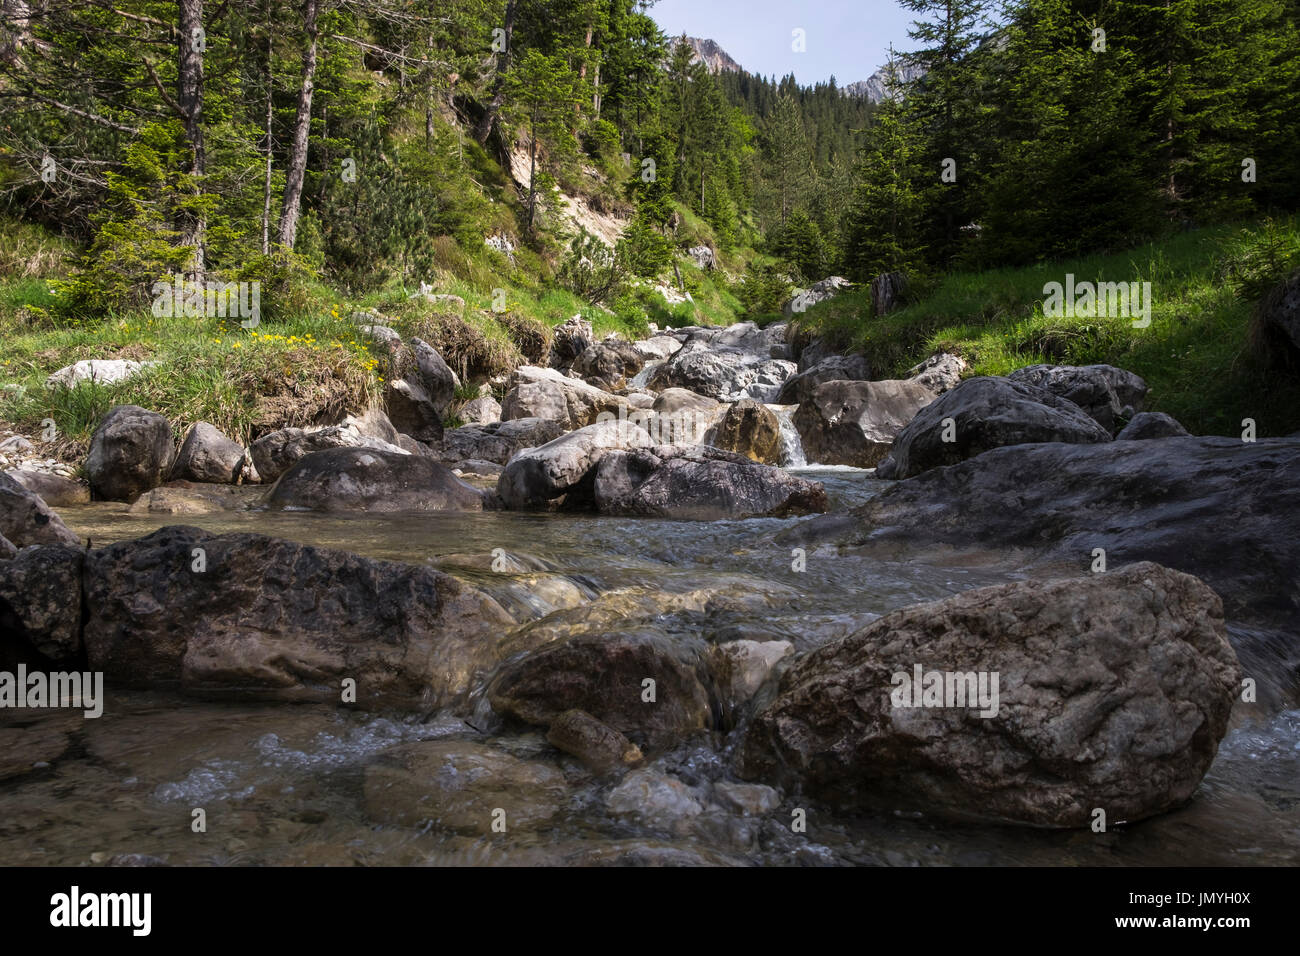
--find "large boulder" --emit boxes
[496,419,654,509]
[437,418,565,466]
[649,346,795,403]
[776,354,871,405]
[548,315,594,370]
[1257,269,1300,356]
[82,526,514,708]
[265,447,486,512]
[250,411,408,482]
[793,379,937,468]
[573,340,646,391]
[632,335,682,362]
[1117,411,1189,440]
[171,422,245,484]
[683,321,788,359]
[383,338,460,442]
[711,399,783,465]
[0,544,84,661]
[593,445,828,520]
[500,366,630,430]
[1007,364,1147,433]
[488,629,713,749]
[457,396,501,426]
[3,470,88,507]
[906,352,967,395]
[782,436,1300,648]
[0,473,82,547]
[741,563,1240,827]
[410,338,460,414]
[880,376,1111,479]
[85,405,176,502]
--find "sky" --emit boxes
[646,0,919,87]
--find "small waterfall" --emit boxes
[770,405,807,468]
[629,359,663,390]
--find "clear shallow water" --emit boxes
[4,468,1296,866]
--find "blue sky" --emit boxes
[647,0,919,87]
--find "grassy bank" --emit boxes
[792,219,1300,436]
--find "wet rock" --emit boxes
[458,396,501,425]
[82,526,514,708]
[573,340,646,391]
[1007,364,1147,433]
[0,545,83,661]
[649,346,796,403]
[880,376,1111,479]
[170,422,245,484]
[546,709,644,772]
[86,405,176,502]
[496,419,654,509]
[794,379,938,468]
[712,781,781,816]
[3,470,90,507]
[709,640,794,714]
[606,770,704,828]
[364,740,566,833]
[548,315,594,371]
[906,352,967,395]
[593,445,827,519]
[488,629,713,749]
[712,399,782,465]
[500,366,630,430]
[0,472,81,548]
[776,354,871,405]
[1117,411,1189,440]
[741,563,1241,827]
[438,418,565,466]
[265,447,486,512]
[0,725,71,781]
[128,481,254,515]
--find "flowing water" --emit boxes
[3,468,1296,866]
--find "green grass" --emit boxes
[792,219,1300,436]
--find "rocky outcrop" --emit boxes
[500,366,630,430]
[878,376,1111,479]
[496,419,654,509]
[1117,411,1189,440]
[741,563,1240,827]
[648,345,796,403]
[85,405,176,502]
[905,352,966,395]
[783,277,850,317]
[45,359,158,390]
[775,354,871,405]
[711,399,782,465]
[793,379,937,468]
[593,445,827,519]
[457,396,501,425]
[264,447,486,512]
[383,338,460,442]
[171,422,245,484]
[488,628,713,749]
[1007,364,1147,433]
[81,526,514,708]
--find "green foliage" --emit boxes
[770,210,826,281]
[1218,219,1300,301]
[618,216,674,278]
[734,262,791,316]
[557,229,629,304]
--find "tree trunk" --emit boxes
[474,0,515,146]
[178,0,206,274]
[261,19,273,255]
[277,0,321,251]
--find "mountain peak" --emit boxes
[676,36,743,74]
